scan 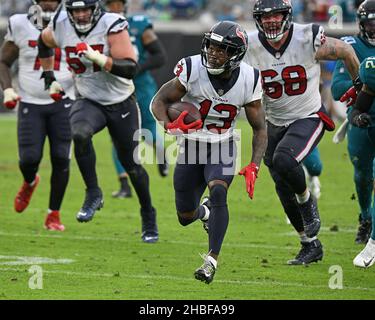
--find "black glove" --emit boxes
[350,109,372,128]
[40,70,57,90]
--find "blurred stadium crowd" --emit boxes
[0,0,366,22]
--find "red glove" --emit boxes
[166,111,203,134]
[239,162,259,199]
[340,86,357,107]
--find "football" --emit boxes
[167,101,201,124]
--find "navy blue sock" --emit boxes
[208,184,229,255]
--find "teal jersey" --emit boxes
[331,36,375,99]
[127,14,157,91]
[331,36,375,124]
[359,56,375,92]
[359,56,375,118]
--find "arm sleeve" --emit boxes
[312,24,326,52]
[4,17,15,43]
[248,68,263,103]
[107,17,129,34]
[137,39,166,74]
[173,57,191,90]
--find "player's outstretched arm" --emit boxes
[244,99,267,167]
[151,77,187,130]
[315,37,360,81]
[239,99,267,199]
[38,29,65,101]
[38,27,58,71]
[356,84,375,113]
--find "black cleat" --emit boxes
[300,195,321,237]
[158,162,169,177]
[141,207,158,243]
[76,188,104,223]
[287,239,323,265]
[111,188,132,198]
[112,177,132,198]
[200,197,210,233]
[355,215,372,244]
[194,254,216,284]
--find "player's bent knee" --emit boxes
[177,211,196,226]
[209,184,228,207]
[308,163,323,176]
[71,122,93,144]
[272,151,298,174]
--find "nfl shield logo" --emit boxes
[218,89,225,96]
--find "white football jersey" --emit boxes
[173,54,262,143]
[51,11,134,105]
[4,14,74,105]
[244,23,326,126]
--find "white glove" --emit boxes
[76,42,107,68]
[332,119,349,144]
[49,81,65,102]
[3,88,20,109]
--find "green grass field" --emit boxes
[0,114,374,300]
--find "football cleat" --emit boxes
[353,239,375,268]
[194,253,216,284]
[355,215,372,244]
[141,207,158,243]
[300,195,321,238]
[308,176,321,199]
[44,210,65,231]
[112,178,132,198]
[14,175,40,213]
[112,189,132,198]
[158,162,169,177]
[76,188,104,223]
[200,196,210,233]
[287,239,323,265]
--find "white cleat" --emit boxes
[353,239,375,268]
[308,176,321,199]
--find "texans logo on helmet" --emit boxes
[236,28,247,46]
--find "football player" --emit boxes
[341,55,375,267]
[331,0,375,245]
[0,0,74,231]
[37,0,159,243]
[244,0,360,265]
[151,21,267,284]
[104,0,169,199]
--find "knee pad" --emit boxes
[209,184,227,207]
[51,157,70,172]
[272,151,299,175]
[71,122,93,144]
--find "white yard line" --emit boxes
[0,266,373,292]
[0,230,359,253]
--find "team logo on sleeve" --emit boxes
[320,32,327,45]
[174,61,184,77]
